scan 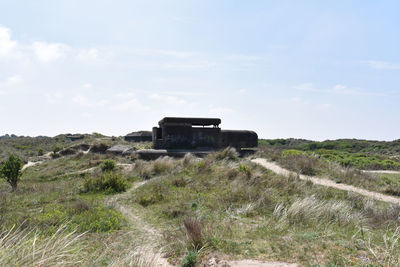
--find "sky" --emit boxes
[0,0,399,141]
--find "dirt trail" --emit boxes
[251,158,400,205]
[362,170,400,174]
[22,161,44,171]
[106,181,173,267]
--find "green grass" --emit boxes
[3,136,400,265]
[122,153,400,265]
[0,150,141,265]
[259,139,400,170]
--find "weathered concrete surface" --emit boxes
[122,147,137,156]
[221,130,258,148]
[89,143,110,154]
[134,149,212,160]
[106,145,132,155]
[159,117,221,126]
[124,131,152,142]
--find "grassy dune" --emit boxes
[1,138,400,266]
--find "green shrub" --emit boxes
[100,159,116,172]
[73,206,124,232]
[238,164,251,177]
[53,145,63,153]
[36,203,124,233]
[282,149,305,158]
[213,147,239,160]
[0,154,23,191]
[38,148,44,156]
[83,172,129,194]
[181,250,197,267]
[92,132,105,138]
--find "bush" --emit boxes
[83,172,129,194]
[181,250,197,267]
[282,149,305,158]
[52,145,63,153]
[73,206,124,232]
[38,148,44,156]
[238,164,251,178]
[0,154,23,191]
[213,147,238,161]
[100,159,116,172]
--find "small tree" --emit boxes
[0,154,23,191]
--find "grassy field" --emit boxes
[258,139,400,198]
[0,147,150,266]
[122,150,400,266]
[259,138,400,170]
[1,137,400,266]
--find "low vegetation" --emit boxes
[258,141,400,197]
[122,151,400,265]
[82,172,130,194]
[260,138,400,170]
[0,154,23,191]
[2,135,400,266]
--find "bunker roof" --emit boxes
[159,117,221,126]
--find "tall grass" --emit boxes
[273,195,364,227]
[0,224,84,266]
[354,227,400,266]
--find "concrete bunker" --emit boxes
[152,117,258,150]
[124,131,152,142]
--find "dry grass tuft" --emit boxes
[0,224,84,266]
[209,147,239,161]
[354,226,400,266]
[273,195,364,227]
[184,217,204,250]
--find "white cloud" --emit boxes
[112,97,150,111]
[238,88,247,95]
[4,74,23,86]
[0,75,23,94]
[72,94,108,107]
[225,54,262,61]
[293,83,326,93]
[31,41,70,62]
[83,83,93,89]
[133,48,193,58]
[294,83,384,96]
[161,60,216,71]
[76,48,102,62]
[149,93,187,106]
[317,103,332,109]
[289,97,305,104]
[116,92,136,99]
[161,91,206,97]
[0,26,17,57]
[365,60,400,70]
[208,107,235,116]
[44,92,64,104]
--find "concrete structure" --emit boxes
[152,117,258,150]
[124,131,152,142]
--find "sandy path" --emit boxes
[362,170,400,174]
[251,158,400,205]
[106,181,173,267]
[22,161,44,171]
